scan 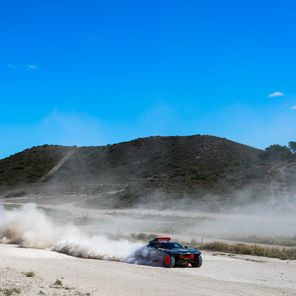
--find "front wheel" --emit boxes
[163,254,175,268]
[191,255,202,268]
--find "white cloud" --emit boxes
[26,64,38,70]
[6,64,38,71]
[268,91,285,98]
[291,105,296,110]
[7,64,16,70]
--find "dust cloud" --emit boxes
[0,203,142,261]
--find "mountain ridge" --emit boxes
[1,135,295,208]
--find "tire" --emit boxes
[163,254,175,268]
[191,255,202,268]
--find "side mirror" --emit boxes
[184,246,188,249]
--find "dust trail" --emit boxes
[0,203,142,261]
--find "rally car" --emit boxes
[136,236,202,268]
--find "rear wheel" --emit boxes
[191,255,202,268]
[163,254,175,268]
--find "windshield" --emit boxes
[157,242,184,249]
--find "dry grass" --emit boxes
[196,241,296,260]
[229,235,296,247]
[23,271,35,277]
[0,287,21,296]
[53,279,63,286]
[131,233,157,242]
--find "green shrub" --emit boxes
[23,271,35,277]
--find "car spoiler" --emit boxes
[149,236,171,243]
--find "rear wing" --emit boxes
[149,236,171,244]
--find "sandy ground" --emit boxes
[0,244,295,296]
[1,197,296,295]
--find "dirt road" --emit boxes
[0,244,295,296]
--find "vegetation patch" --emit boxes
[131,233,157,242]
[228,236,296,247]
[53,279,63,286]
[0,287,21,296]
[195,241,296,260]
[23,271,35,277]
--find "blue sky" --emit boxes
[1,0,296,158]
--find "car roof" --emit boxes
[149,241,181,245]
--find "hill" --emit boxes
[1,135,295,207]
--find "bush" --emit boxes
[54,279,63,286]
[197,241,296,260]
[0,288,21,295]
[23,271,35,277]
[289,141,296,154]
[260,144,293,161]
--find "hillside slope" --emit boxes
[1,135,295,207]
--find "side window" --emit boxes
[148,243,155,248]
